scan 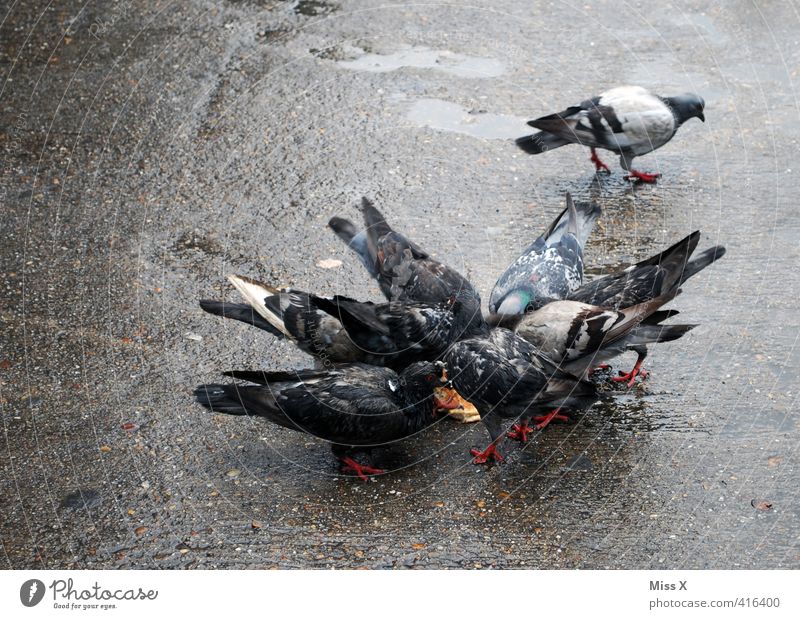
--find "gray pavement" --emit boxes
[1,0,798,568]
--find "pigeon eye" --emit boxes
[426,374,434,382]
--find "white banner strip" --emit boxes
[2,570,796,618]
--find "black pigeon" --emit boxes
[195,361,459,480]
[568,231,725,308]
[489,192,601,315]
[310,291,490,369]
[443,328,597,463]
[329,197,482,312]
[516,86,705,182]
[201,274,488,370]
[200,275,366,363]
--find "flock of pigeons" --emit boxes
[194,85,723,480]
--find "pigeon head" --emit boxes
[668,93,705,124]
[400,360,468,416]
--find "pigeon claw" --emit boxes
[339,456,385,481]
[532,408,569,430]
[470,444,504,465]
[589,148,611,173]
[507,422,534,443]
[612,364,648,388]
[624,170,661,183]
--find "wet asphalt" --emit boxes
[1,0,799,569]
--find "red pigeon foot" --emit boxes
[590,148,611,173]
[507,422,534,443]
[624,170,661,183]
[470,444,504,465]
[339,456,385,481]
[533,409,569,430]
[612,360,649,388]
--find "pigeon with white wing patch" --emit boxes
[516,86,705,182]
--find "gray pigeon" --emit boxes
[489,192,601,315]
[516,85,705,182]
[564,232,725,384]
[507,296,695,390]
[486,292,695,444]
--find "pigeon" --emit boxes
[329,197,487,421]
[310,290,490,369]
[329,197,481,310]
[201,274,489,371]
[195,361,460,480]
[200,275,367,363]
[566,232,725,383]
[490,228,725,386]
[497,294,696,389]
[488,192,601,315]
[443,328,598,463]
[568,231,725,308]
[516,86,705,182]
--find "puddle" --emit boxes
[406,98,527,140]
[337,45,505,78]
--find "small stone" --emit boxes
[251,520,262,529]
[316,258,342,269]
[227,469,241,478]
[99,445,111,453]
[134,526,147,536]
[184,332,203,341]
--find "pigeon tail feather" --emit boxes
[199,300,285,338]
[515,131,571,155]
[681,245,726,284]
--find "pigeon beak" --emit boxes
[698,112,705,122]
